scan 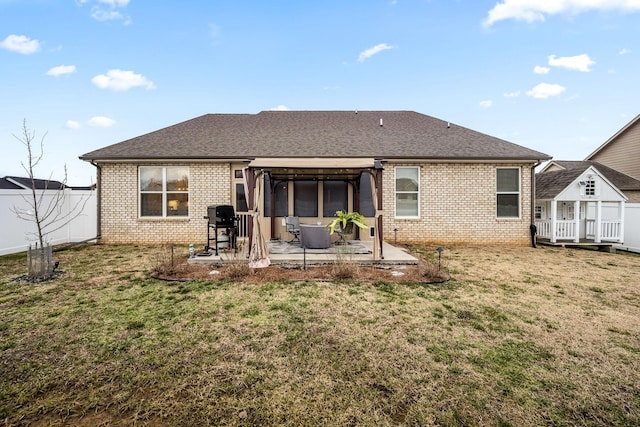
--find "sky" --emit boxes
[1,0,639,185]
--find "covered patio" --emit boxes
[242,158,386,265]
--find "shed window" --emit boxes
[395,167,419,218]
[496,167,520,218]
[585,180,596,196]
[139,166,189,217]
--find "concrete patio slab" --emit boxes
[188,239,419,267]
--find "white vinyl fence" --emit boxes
[618,203,640,253]
[0,189,97,256]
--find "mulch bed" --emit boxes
[152,261,450,284]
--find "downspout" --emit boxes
[530,161,541,248]
[90,160,102,241]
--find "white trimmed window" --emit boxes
[139,166,189,217]
[496,167,520,218]
[585,179,596,196]
[395,166,419,218]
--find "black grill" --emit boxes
[207,205,236,227]
[205,205,238,255]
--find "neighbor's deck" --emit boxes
[536,237,617,251]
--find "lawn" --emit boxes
[1,243,639,426]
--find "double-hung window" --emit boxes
[496,167,520,218]
[140,166,189,217]
[395,167,419,218]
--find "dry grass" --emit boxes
[1,243,639,426]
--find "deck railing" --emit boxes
[586,220,621,241]
[236,212,251,238]
[535,220,575,239]
[535,220,551,238]
[536,219,622,242]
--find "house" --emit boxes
[1,176,66,190]
[586,114,640,189]
[79,110,551,252]
[535,163,631,245]
[583,114,640,252]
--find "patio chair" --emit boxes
[285,216,301,243]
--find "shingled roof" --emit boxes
[536,161,640,199]
[80,111,550,162]
[536,168,585,200]
[0,176,66,190]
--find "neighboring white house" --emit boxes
[584,114,640,252]
[535,165,627,245]
[0,177,97,256]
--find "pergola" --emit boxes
[244,158,385,261]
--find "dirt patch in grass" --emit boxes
[152,260,450,284]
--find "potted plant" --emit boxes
[326,210,368,235]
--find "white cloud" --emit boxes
[0,34,40,54]
[98,0,130,6]
[503,91,521,98]
[526,82,566,99]
[479,100,493,108]
[548,54,595,72]
[46,65,77,77]
[270,105,290,111]
[83,0,131,24]
[65,120,81,129]
[88,116,116,127]
[534,65,550,74]
[619,47,632,55]
[91,9,123,21]
[92,69,155,91]
[358,43,395,62]
[484,0,640,27]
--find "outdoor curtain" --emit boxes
[244,168,270,268]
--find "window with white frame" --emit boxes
[534,205,545,220]
[139,166,189,217]
[585,179,596,196]
[395,167,419,217]
[233,169,248,213]
[496,167,520,218]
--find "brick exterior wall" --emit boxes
[382,162,534,245]
[99,161,534,246]
[99,162,230,244]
